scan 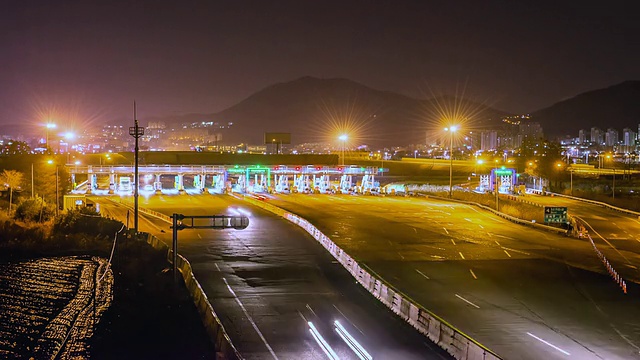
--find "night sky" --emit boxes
[1,0,637,130]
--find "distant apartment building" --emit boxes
[578,129,588,144]
[516,121,543,148]
[480,131,498,151]
[590,127,603,145]
[622,128,637,152]
[605,128,619,147]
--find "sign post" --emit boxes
[170,214,249,282]
[544,206,568,224]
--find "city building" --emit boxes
[605,128,619,148]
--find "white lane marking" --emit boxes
[611,324,640,353]
[398,252,405,260]
[469,269,477,279]
[413,227,418,233]
[464,218,472,222]
[222,278,278,359]
[487,232,493,237]
[415,269,430,280]
[451,239,457,246]
[214,263,221,272]
[575,215,632,264]
[197,233,202,239]
[504,250,512,258]
[494,240,501,246]
[459,252,466,260]
[478,224,484,229]
[502,247,531,256]
[443,227,449,235]
[308,321,339,360]
[455,294,480,309]
[526,332,571,356]
[494,234,515,240]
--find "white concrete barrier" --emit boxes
[97,201,242,360]
[541,190,640,217]
[147,233,243,360]
[241,195,502,360]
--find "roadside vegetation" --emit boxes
[0,205,215,359]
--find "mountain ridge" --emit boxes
[531,80,640,138]
[147,76,510,147]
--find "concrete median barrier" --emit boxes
[147,234,243,360]
[241,195,502,360]
[95,200,241,360]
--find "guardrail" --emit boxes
[240,194,501,360]
[530,189,640,218]
[145,234,242,359]
[98,198,242,359]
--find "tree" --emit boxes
[1,169,24,213]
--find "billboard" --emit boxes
[264,132,291,145]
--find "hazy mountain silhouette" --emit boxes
[531,81,640,138]
[147,76,509,147]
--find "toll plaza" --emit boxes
[67,164,381,195]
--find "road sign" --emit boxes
[544,206,567,223]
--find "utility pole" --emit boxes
[129,102,144,234]
[55,165,59,216]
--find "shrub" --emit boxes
[14,198,56,222]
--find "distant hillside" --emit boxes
[532,81,640,138]
[146,77,509,147]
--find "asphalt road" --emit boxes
[264,193,640,360]
[524,194,640,281]
[97,195,452,360]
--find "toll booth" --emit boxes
[63,195,99,213]
[491,168,517,194]
[339,175,353,194]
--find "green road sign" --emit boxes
[544,206,567,223]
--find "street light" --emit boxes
[45,123,56,152]
[47,159,59,216]
[338,134,348,166]
[570,167,574,196]
[494,159,499,210]
[444,126,458,198]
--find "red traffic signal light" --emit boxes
[316,166,322,171]
[274,166,280,170]
[337,166,343,171]
[295,166,301,171]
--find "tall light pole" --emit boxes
[129,102,145,234]
[444,126,457,198]
[45,123,56,152]
[570,167,573,196]
[494,159,499,210]
[55,165,59,216]
[47,159,59,216]
[612,168,616,199]
[338,134,348,166]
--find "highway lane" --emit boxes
[523,194,640,279]
[266,194,640,360]
[97,195,452,360]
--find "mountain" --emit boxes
[532,81,640,138]
[146,77,509,147]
